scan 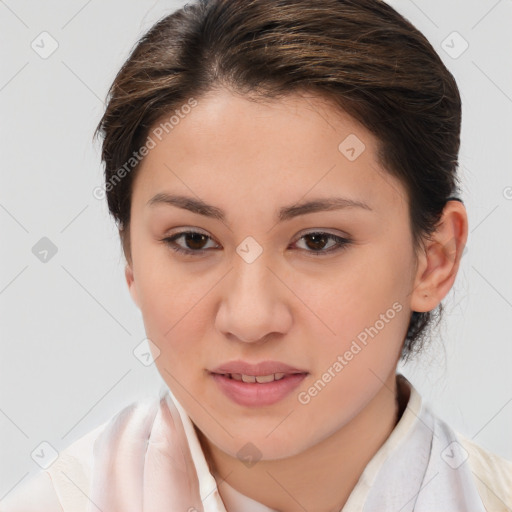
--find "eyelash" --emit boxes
[160,230,352,257]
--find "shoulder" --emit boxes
[0,397,159,512]
[456,431,512,511]
[404,377,511,510]
[0,471,61,512]
[0,422,106,512]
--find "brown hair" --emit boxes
[93,0,462,361]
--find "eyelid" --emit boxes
[293,227,350,241]
[166,227,349,241]
[167,226,210,237]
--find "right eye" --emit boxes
[161,230,220,256]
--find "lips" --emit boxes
[210,359,308,378]
[210,368,308,407]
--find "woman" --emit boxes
[2,0,510,510]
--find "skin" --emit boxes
[124,88,468,512]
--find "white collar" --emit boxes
[88,373,485,511]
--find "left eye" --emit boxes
[161,230,352,257]
[293,232,351,255]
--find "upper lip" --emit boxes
[210,360,308,376]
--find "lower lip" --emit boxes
[210,372,308,407]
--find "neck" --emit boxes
[196,372,406,512]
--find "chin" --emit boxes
[232,431,312,462]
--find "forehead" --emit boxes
[131,89,406,217]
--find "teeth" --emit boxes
[255,374,275,383]
[226,372,288,383]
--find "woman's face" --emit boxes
[125,88,419,459]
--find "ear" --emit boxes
[125,262,141,309]
[410,200,468,313]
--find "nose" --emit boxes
[215,253,292,344]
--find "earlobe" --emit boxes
[125,263,141,309]
[410,200,468,313]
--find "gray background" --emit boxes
[1,0,511,499]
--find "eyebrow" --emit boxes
[146,193,373,224]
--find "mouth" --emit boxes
[209,359,308,378]
[210,371,307,383]
[208,369,309,407]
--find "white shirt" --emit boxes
[1,374,511,511]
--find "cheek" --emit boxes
[302,249,409,330]
[133,258,210,361]
[295,247,412,376]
